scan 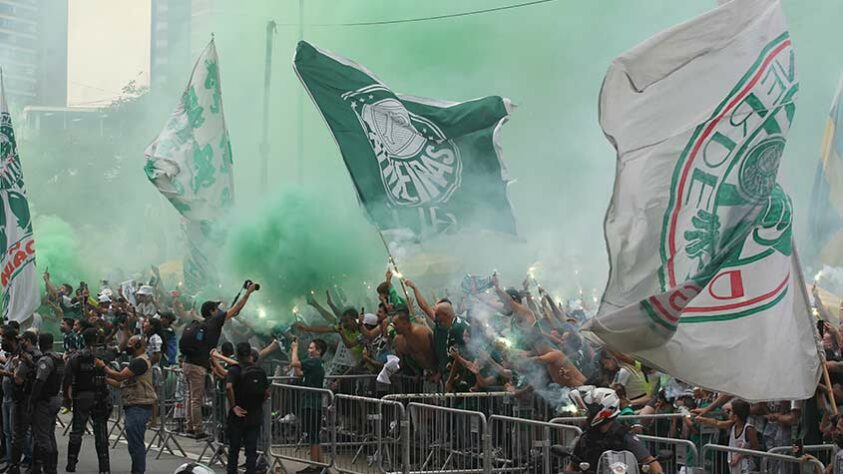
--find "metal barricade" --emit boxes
[195,371,226,465]
[768,445,837,473]
[406,402,489,474]
[702,443,825,474]
[637,434,699,473]
[332,393,406,474]
[326,374,380,395]
[268,382,336,472]
[385,392,524,420]
[146,365,187,459]
[487,415,582,474]
[550,413,688,438]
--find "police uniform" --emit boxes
[29,351,63,474]
[8,347,41,474]
[571,422,654,471]
[62,348,112,473]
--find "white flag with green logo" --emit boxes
[0,72,39,323]
[584,0,821,401]
[144,39,234,221]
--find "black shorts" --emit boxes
[301,407,322,445]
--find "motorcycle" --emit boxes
[551,445,669,474]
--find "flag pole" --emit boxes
[259,20,277,194]
[796,247,838,413]
[812,290,839,414]
[374,228,413,309]
[296,0,305,183]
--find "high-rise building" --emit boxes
[0,0,68,108]
[150,0,191,92]
[149,0,220,93]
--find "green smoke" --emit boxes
[221,186,384,323]
[33,214,94,293]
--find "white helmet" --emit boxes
[584,387,621,427]
[174,462,215,474]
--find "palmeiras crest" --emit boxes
[343,85,462,208]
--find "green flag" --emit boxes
[294,41,516,238]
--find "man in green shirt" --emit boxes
[291,338,327,474]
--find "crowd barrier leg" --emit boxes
[267,383,335,473]
[148,366,187,459]
[407,402,488,474]
[489,415,582,474]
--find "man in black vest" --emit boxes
[62,328,111,474]
[7,330,40,474]
[29,333,63,474]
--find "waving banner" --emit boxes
[585,0,821,401]
[294,41,516,239]
[145,39,233,292]
[0,72,39,323]
[145,39,234,222]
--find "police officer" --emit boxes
[6,330,40,474]
[62,328,111,474]
[29,333,63,474]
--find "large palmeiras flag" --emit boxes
[145,39,233,292]
[584,0,821,401]
[294,41,516,239]
[0,72,39,323]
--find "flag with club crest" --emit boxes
[0,71,39,323]
[584,0,821,401]
[294,41,516,239]
[145,39,233,292]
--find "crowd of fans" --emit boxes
[0,263,837,473]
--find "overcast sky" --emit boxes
[67,0,150,106]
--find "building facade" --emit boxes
[0,0,68,108]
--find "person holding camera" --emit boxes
[97,335,157,474]
[180,280,258,439]
[62,328,112,474]
[29,333,64,474]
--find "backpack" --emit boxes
[164,330,178,365]
[239,365,268,403]
[179,320,206,356]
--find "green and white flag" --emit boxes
[145,39,233,293]
[294,41,516,238]
[0,72,38,322]
[584,0,820,401]
[145,39,234,221]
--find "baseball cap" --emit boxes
[362,313,378,326]
[200,301,222,319]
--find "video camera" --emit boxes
[90,342,120,365]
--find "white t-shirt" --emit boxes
[147,333,163,358]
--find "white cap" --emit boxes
[362,313,378,326]
[99,288,113,299]
[137,285,154,296]
[98,294,111,303]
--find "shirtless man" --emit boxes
[391,306,437,372]
[529,340,586,387]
